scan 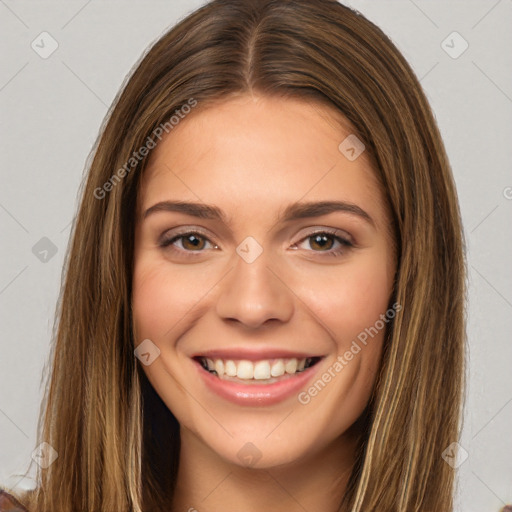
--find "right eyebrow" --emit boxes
[143,200,228,222]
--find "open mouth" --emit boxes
[193,355,322,385]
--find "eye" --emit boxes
[293,230,353,257]
[159,231,217,254]
[158,228,353,258]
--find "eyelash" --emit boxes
[159,229,353,258]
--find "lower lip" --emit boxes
[193,359,322,406]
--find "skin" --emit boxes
[132,94,397,512]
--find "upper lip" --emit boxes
[192,348,323,361]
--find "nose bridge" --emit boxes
[215,236,295,328]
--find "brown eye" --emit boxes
[309,233,335,251]
[181,233,207,251]
[159,231,217,254]
[294,230,353,258]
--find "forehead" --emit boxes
[137,94,387,229]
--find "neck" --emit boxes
[171,422,362,512]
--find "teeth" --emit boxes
[253,361,271,380]
[237,360,253,379]
[214,359,224,376]
[225,360,237,377]
[285,359,298,374]
[270,359,285,377]
[200,357,316,380]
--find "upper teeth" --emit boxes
[200,357,313,380]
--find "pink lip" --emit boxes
[192,348,321,361]
[192,357,323,406]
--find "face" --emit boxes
[132,94,396,469]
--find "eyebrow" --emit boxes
[142,200,375,227]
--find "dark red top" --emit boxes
[0,490,29,512]
[2,487,512,511]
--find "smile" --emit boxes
[195,356,321,382]
[192,353,325,406]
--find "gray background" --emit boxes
[1,1,511,510]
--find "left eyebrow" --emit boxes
[278,200,375,227]
[142,199,375,227]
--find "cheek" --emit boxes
[296,254,393,422]
[132,258,205,341]
[296,251,394,348]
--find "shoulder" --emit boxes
[0,489,29,512]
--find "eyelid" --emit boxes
[293,226,354,245]
[158,226,215,245]
[159,226,355,254]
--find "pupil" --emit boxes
[312,234,332,251]
[184,235,204,250]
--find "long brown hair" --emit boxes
[8,0,466,510]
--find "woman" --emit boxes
[1,0,469,510]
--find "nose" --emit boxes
[215,246,295,329]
